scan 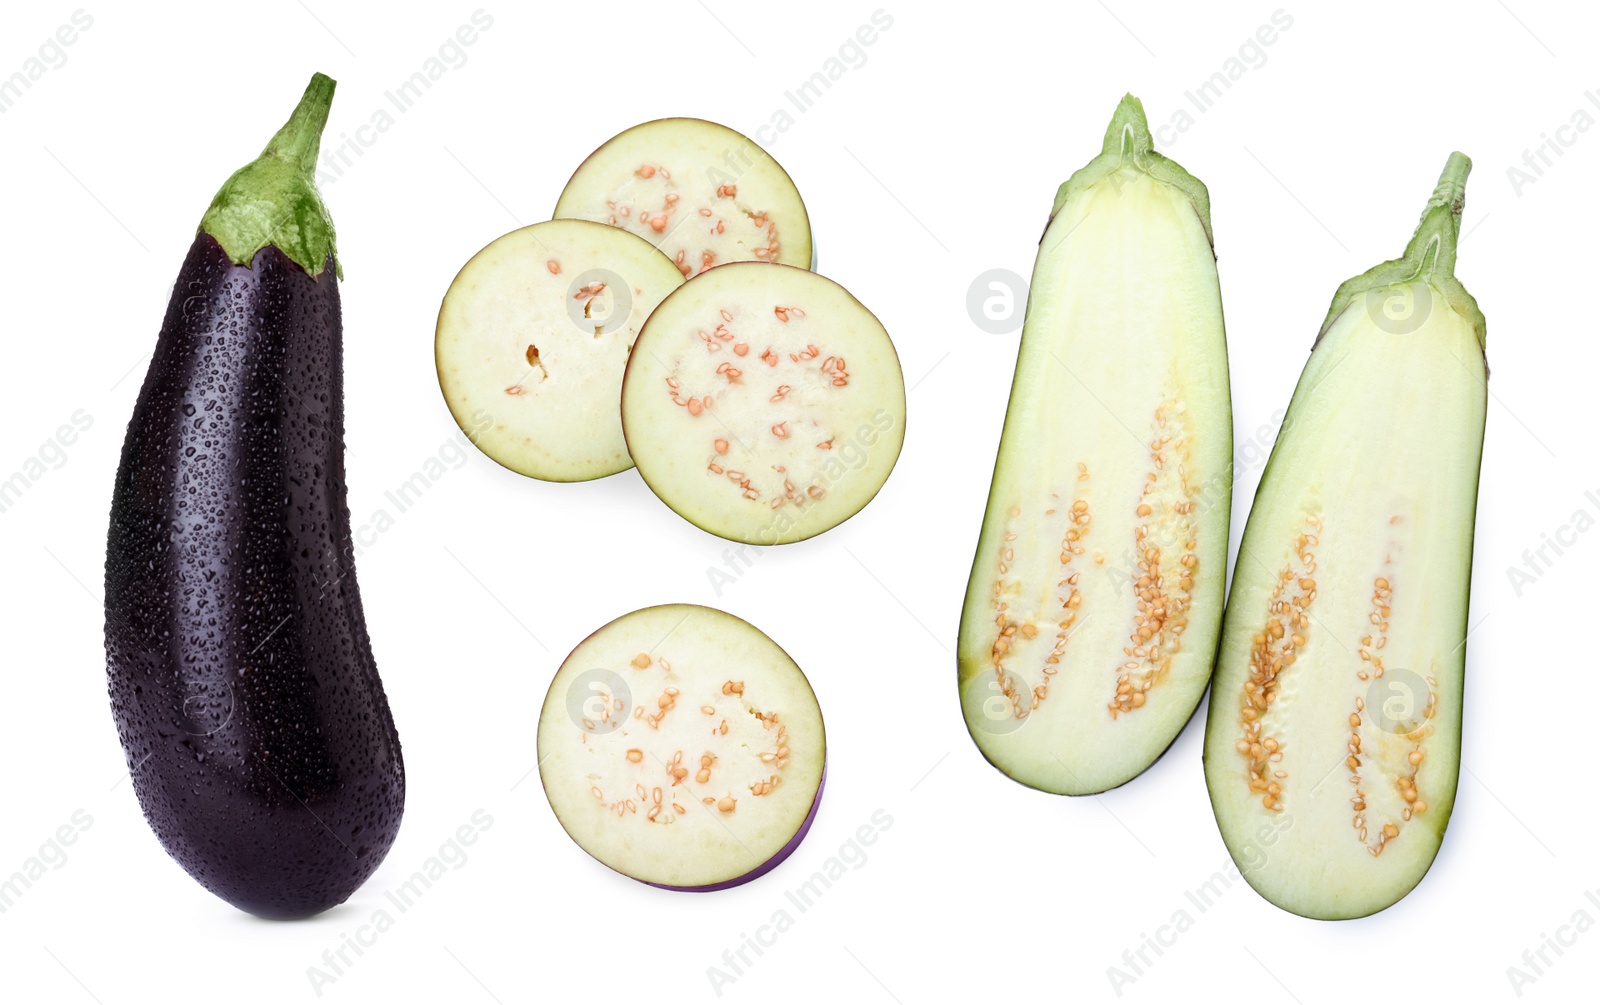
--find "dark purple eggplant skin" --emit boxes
[105,233,403,920]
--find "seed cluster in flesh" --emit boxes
[982,397,1203,724]
[574,653,795,826]
[667,302,853,513]
[1235,512,1321,812]
[1110,401,1200,717]
[987,463,1093,718]
[500,258,622,398]
[1231,508,1444,857]
[1347,554,1438,857]
[600,164,779,278]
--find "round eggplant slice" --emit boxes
[621,263,905,544]
[537,604,825,890]
[553,117,813,275]
[435,219,684,481]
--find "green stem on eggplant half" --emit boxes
[198,72,341,278]
[1048,93,1215,246]
[1317,152,1485,353]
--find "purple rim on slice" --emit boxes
[538,604,826,890]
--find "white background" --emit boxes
[0,1,1592,1001]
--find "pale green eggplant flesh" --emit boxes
[1203,153,1486,920]
[958,96,1232,795]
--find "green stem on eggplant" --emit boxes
[1049,94,1215,246]
[198,72,341,278]
[1318,152,1484,352]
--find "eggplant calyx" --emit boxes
[1315,152,1486,356]
[199,72,341,279]
[1048,93,1215,249]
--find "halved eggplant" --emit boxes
[435,219,684,481]
[957,96,1232,794]
[553,117,813,275]
[1203,153,1486,920]
[537,604,825,890]
[620,262,905,544]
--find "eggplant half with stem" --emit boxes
[957,95,1232,794]
[1203,153,1486,919]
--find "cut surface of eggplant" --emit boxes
[1203,153,1486,920]
[957,96,1232,795]
[621,262,904,544]
[537,605,825,890]
[435,219,684,481]
[554,117,812,274]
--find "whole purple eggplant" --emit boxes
[104,73,404,919]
